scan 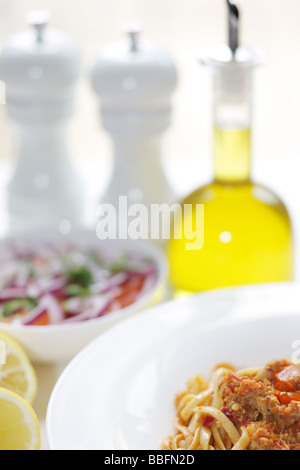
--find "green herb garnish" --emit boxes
[64,283,90,297]
[2,297,38,318]
[66,266,94,288]
[110,254,128,273]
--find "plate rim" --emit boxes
[46,281,300,450]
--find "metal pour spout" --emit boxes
[227,0,239,55]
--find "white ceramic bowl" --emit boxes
[46,282,300,450]
[0,228,169,364]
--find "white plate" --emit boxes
[46,282,300,450]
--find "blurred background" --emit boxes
[0,0,300,275]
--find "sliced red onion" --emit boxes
[20,305,48,326]
[14,294,64,325]
[90,272,128,294]
[62,295,112,323]
[40,294,65,324]
[34,277,67,295]
[0,286,29,302]
[62,296,83,317]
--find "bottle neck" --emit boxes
[213,126,251,183]
[212,65,253,184]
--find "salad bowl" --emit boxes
[0,228,168,363]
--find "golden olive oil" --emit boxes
[214,128,251,182]
[168,127,293,296]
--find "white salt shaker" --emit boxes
[91,22,178,210]
[0,11,84,234]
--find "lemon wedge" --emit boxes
[0,386,40,450]
[0,330,37,404]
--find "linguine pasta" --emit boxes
[161,360,300,450]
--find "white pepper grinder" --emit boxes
[91,22,178,211]
[0,11,84,234]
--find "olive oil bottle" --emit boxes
[168,2,294,296]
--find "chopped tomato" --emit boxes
[274,364,300,392]
[113,274,146,308]
[115,275,145,299]
[29,311,50,326]
[274,390,300,405]
[202,415,215,428]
